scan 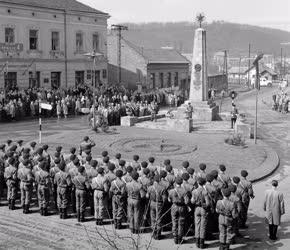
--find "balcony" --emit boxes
[49,50,65,59]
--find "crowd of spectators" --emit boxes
[0,85,185,124]
[272,90,290,113]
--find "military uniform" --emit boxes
[35,164,51,216]
[191,180,210,248]
[216,190,238,250]
[68,161,79,213]
[4,160,18,209]
[73,169,90,222]
[49,160,60,210]
[139,170,152,227]
[86,161,98,215]
[17,164,34,213]
[126,176,145,233]
[54,167,72,219]
[110,173,127,229]
[91,170,109,225]
[168,180,189,244]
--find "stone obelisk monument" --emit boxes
[188,28,218,121]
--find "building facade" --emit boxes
[0,0,109,90]
[107,35,190,91]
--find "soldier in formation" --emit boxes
[0,138,257,248]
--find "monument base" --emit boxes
[174,101,219,121]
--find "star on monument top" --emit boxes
[196,13,206,28]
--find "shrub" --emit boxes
[225,133,246,147]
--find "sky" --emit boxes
[79,0,290,32]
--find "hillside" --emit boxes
[115,21,290,57]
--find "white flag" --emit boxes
[40,103,52,110]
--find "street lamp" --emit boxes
[83,50,103,128]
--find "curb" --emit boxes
[250,141,280,183]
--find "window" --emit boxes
[102,69,107,79]
[51,72,61,89]
[75,71,84,86]
[93,34,99,51]
[174,72,179,87]
[4,72,17,90]
[167,72,171,87]
[150,73,155,89]
[87,70,92,80]
[76,32,83,52]
[29,30,38,50]
[91,70,100,87]
[51,31,60,51]
[29,71,40,88]
[159,72,164,88]
[5,28,14,44]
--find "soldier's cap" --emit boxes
[86,155,92,162]
[23,148,30,154]
[271,180,278,187]
[199,163,206,170]
[56,146,62,152]
[54,152,60,158]
[78,166,85,173]
[222,188,231,197]
[23,154,30,159]
[115,153,121,159]
[10,145,17,152]
[154,174,161,182]
[59,161,66,171]
[54,158,61,164]
[148,157,155,163]
[133,155,139,161]
[126,165,133,173]
[38,156,44,162]
[37,148,43,155]
[187,168,195,175]
[6,139,12,144]
[98,167,104,174]
[23,159,30,166]
[17,140,24,144]
[83,136,89,141]
[241,170,248,177]
[8,157,15,165]
[7,151,14,157]
[219,164,226,172]
[70,147,76,154]
[116,169,123,178]
[70,154,76,161]
[73,158,80,166]
[182,161,189,168]
[39,161,46,170]
[197,177,206,186]
[108,163,116,171]
[0,144,5,150]
[42,144,49,150]
[141,161,148,168]
[103,156,110,163]
[90,160,98,168]
[166,165,173,172]
[211,170,218,178]
[164,159,171,165]
[228,184,237,193]
[102,151,108,157]
[206,174,214,183]
[143,168,150,175]
[160,170,167,178]
[131,171,139,180]
[119,159,126,166]
[182,172,190,181]
[232,176,240,184]
[30,141,37,147]
[175,176,183,185]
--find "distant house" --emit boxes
[228,66,248,83]
[245,64,278,84]
[107,35,190,91]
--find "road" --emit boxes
[0,84,289,249]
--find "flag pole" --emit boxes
[39,99,42,144]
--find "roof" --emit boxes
[0,0,108,15]
[245,64,277,75]
[228,66,249,74]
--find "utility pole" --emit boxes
[281,47,283,78]
[111,24,128,85]
[223,50,228,92]
[238,56,241,85]
[247,43,251,88]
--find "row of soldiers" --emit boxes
[0,138,255,250]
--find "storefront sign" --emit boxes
[0,43,23,53]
